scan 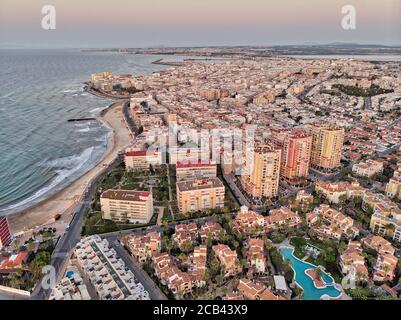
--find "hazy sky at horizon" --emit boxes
[1,0,400,48]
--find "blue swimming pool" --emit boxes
[66,271,74,279]
[280,247,342,300]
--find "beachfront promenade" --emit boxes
[2,100,136,300]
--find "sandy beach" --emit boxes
[8,102,132,234]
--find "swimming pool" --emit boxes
[66,271,74,279]
[280,247,342,300]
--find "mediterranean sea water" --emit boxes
[0,49,174,215]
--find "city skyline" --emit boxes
[1,0,401,48]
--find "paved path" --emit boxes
[155,207,165,226]
[223,174,251,208]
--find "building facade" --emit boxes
[0,217,11,249]
[176,161,217,181]
[100,190,154,224]
[386,168,401,200]
[272,128,312,183]
[240,144,281,199]
[307,124,344,171]
[176,178,225,214]
[124,148,162,171]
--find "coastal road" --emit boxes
[30,154,125,300]
[30,100,137,299]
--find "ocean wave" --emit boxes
[47,147,94,170]
[1,147,96,212]
[74,122,91,127]
[77,127,91,133]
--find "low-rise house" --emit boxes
[231,206,265,236]
[188,245,207,287]
[315,181,365,204]
[75,236,150,300]
[362,235,395,256]
[199,221,225,243]
[373,254,398,283]
[212,244,241,277]
[339,242,369,282]
[0,252,29,271]
[246,238,266,273]
[386,168,401,200]
[362,235,398,283]
[294,190,314,207]
[50,268,91,300]
[153,253,193,296]
[223,292,245,300]
[125,232,161,264]
[306,204,359,240]
[237,279,285,300]
[173,223,198,249]
[265,207,301,231]
[352,159,384,178]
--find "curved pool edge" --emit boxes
[279,245,343,300]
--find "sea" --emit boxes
[0,49,178,215]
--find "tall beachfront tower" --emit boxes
[0,216,12,249]
[241,143,282,199]
[307,123,345,172]
[272,128,313,183]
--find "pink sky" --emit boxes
[1,0,400,48]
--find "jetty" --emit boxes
[152,59,185,66]
[67,118,96,122]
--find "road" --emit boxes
[29,153,125,300]
[222,174,251,208]
[27,101,135,300]
[103,235,166,300]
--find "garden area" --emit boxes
[82,163,169,235]
[289,236,343,283]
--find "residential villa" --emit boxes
[246,238,266,273]
[173,223,198,249]
[212,244,241,277]
[265,207,302,231]
[294,190,314,208]
[362,235,398,283]
[188,245,207,287]
[199,221,225,243]
[152,253,193,296]
[352,159,384,178]
[315,181,366,204]
[306,204,359,240]
[339,242,369,283]
[124,231,161,264]
[237,279,285,300]
[231,206,265,236]
[386,167,401,200]
[362,235,395,256]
